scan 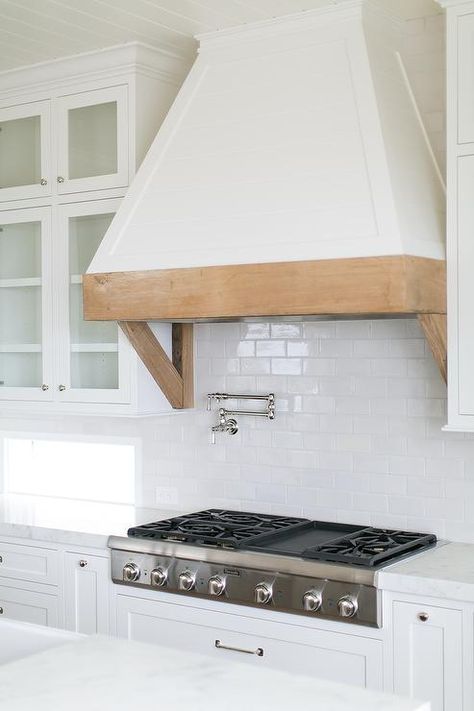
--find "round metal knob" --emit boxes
[208,576,225,596]
[255,583,272,605]
[337,595,358,618]
[40,178,47,186]
[303,590,322,612]
[58,384,66,391]
[178,571,195,591]
[418,612,429,622]
[123,562,140,583]
[57,176,65,183]
[78,560,88,568]
[150,567,167,588]
[0,607,3,615]
[41,384,49,391]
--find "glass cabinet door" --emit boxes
[0,101,51,202]
[56,199,130,403]
[0,208,52,400]
[56,86,128,194]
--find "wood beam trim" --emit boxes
[119,321,194,409]
[83,256,446,322]
[418,313,447,384]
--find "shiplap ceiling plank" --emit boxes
[0,0,443,73]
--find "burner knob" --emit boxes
[123,562,140,583]
[255,583,272,605]
[302,590,322,612]
[178,571,196,592]
[150,567,167,587]
[208,576,225,596]
[337,595,358,618]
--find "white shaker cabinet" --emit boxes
[64,552,110,635]
[392,600,464,711]
[0,585,59,627]
[116,592,384,690]
[438,0,474,430]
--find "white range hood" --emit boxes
[88,0,445,275]
[83,0,447,409]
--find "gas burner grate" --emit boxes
[302,527,437,567]
[128,509,309,548]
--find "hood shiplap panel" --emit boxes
[88,3,444,277]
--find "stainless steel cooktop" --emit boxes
[109,509,437,628]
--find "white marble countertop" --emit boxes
[0,634,429,711]
[377,542,474,602]
[0,494,180,549]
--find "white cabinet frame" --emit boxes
[0,100,51,202]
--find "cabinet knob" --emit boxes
[0,607,3,615]
[41,384,49,391]
[58,384,66,392]
[418,612,429,622]
[79,560,88,568]
[57,176,65,183]
[40,178,47,186]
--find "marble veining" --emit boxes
[378,542,474,601]
[0,635,429,711]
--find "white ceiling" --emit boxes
[0,0,442,73]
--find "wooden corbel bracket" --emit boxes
[417,313,447,384]
[119,321,194,409]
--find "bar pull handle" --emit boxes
[215,639,264,657]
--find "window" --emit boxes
[2,436,137,504]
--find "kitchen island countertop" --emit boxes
[0,634,429,711]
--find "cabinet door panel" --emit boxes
[117,594,383,690]
[0,585,58,626]
[0,541,58,585]
[64,553,109,635]
[56,86,128,194]
[0,100,51,202]
[55,199,131,404]
[393,600,463,711]
[458,11,474,144]
[0,208,53,401]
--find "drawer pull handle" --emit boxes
[418,612,429,622]
[215,639,264,657]
[79,560,88,568]
[0,607,4,614]
[0,556,3,564]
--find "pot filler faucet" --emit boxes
[207,393,275,444]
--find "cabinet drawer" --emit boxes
[117,594,383,690]
[0,541,58,585]
[0,584,59,627]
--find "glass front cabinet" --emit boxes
[56,200,131,404]
[0,208,53,400]
[0,43,187,413]
[0,87,128,204]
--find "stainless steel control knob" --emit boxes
[122,562,140,583]
[337,595,358,618]
[178,571,196,591]
[302,590,322,612]
[150,567,167,587]
[255,583,272,605]
[208,576,225,596]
